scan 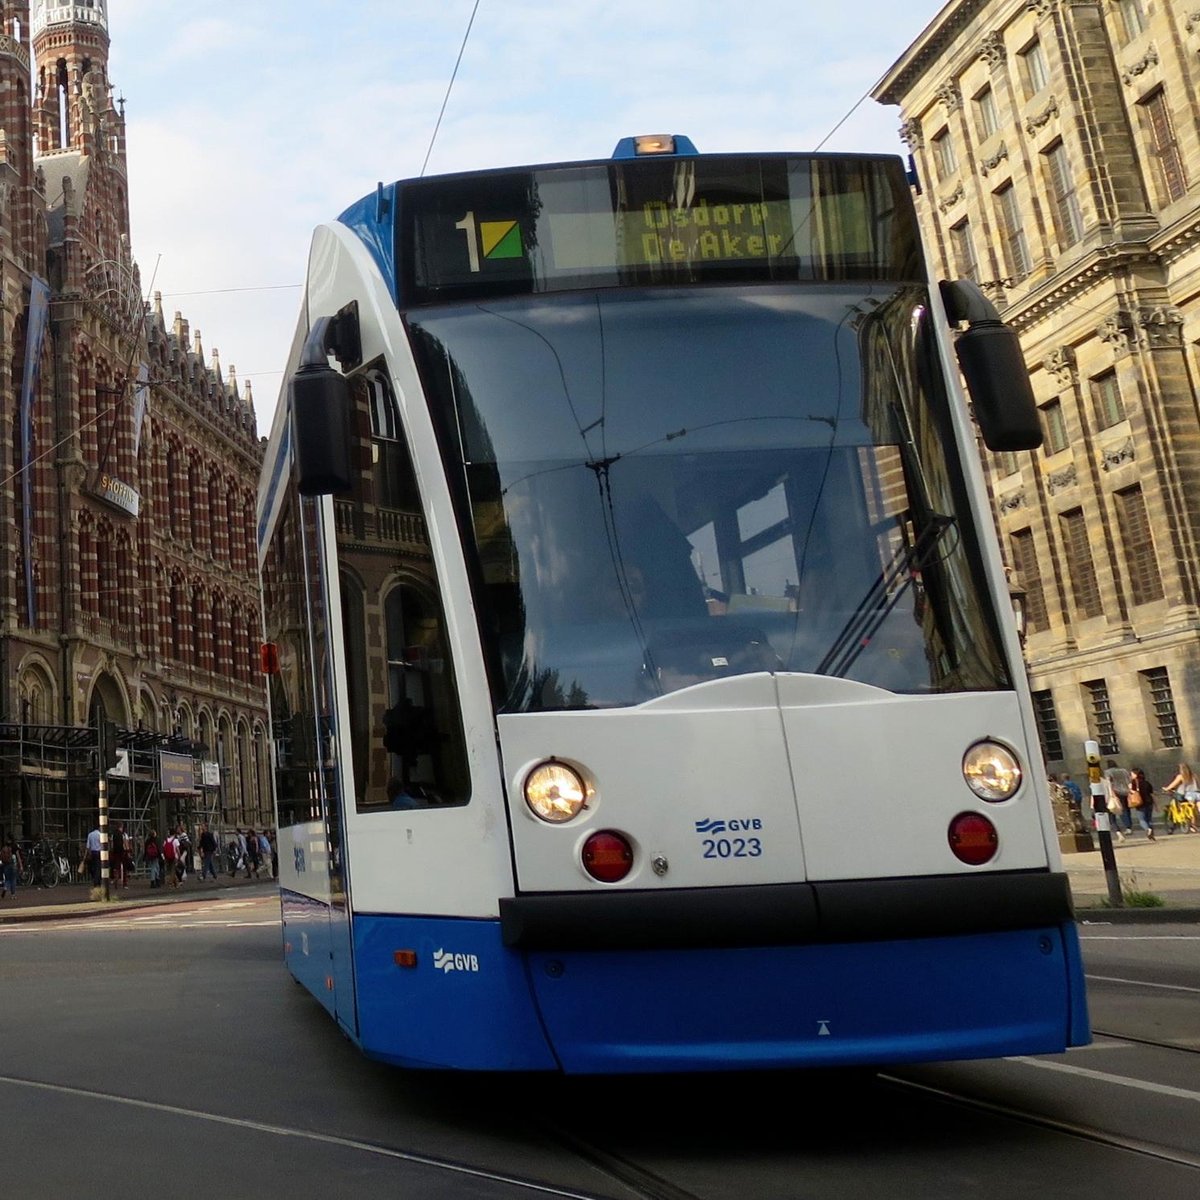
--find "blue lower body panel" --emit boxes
[285,900,1089,1073]
[528,922,1090,1073]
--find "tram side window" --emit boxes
[262,495,329,830]
[341,362,471,812]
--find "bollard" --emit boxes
[1086,739,1122,907]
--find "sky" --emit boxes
[105,0,949,437]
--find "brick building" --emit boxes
[873,0,1200,783]
[0,1,268,859]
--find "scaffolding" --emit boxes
[0,722,230,875]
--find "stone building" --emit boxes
[873,0,1200,784]
[0,0,268,858]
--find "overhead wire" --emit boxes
[421,0,482,177]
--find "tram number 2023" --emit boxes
[702,837,763,859]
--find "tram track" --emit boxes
[878,1066,1200,1173]
[1090,1028,1200,1055]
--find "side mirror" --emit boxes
[289,309,358,495]
[291,362,352,495]
[940,279,1042,452]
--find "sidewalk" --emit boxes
[0,867,279,923]
[1061,824,1200,921]
[3,836,1197,925]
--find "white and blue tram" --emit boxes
[258,135,1090,1072]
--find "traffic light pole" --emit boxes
[1085,739,1122,908]
[96,717,117,901]
[98,770,110,901]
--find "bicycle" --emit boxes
[17,838,62,888]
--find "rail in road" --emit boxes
[1,898,1198,1198]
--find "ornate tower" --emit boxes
[32,0,110,153]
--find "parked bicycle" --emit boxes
[17,838,66,888]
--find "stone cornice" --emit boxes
[874,0,996,105]
[997,243,1162,332]
[1149,210,1200,260]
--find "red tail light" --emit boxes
[582,830,634,883]
[948,812,999,865]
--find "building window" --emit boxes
[997,450,1020,477]
[1084,678,1119,756]
[1032,689,1064,762]
[1010,528,1048,634]
[1117,0,1146,42]
[932,128,957,180]
[1114,485,1164,604]
[1059,508,1103,618]
[949,219,978,280]
[1021,39,1049,94]
[975,85,1000,140]
[1092,370,1124,428]
[1041,399,1068,454]
[1044,141,1084,248]
[994,183,1031,279]
[1140,89,1187,204]
[1142,667,1182,750]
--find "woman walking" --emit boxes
[1128,767,1156,841]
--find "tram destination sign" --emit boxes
[402,154,919,303]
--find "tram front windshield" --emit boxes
[408,283,1011,712]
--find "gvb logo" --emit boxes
[695,817,763,834]
[433,948,480,974]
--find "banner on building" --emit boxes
[159,750,196,794]
[20,277,51,629]
[133,361,149,453]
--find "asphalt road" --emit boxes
[1,897,1198,1199]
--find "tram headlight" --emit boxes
[523,760,588,823]
[962,740,1022,802]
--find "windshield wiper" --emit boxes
[815,514,956,678]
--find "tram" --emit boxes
[258,134,1090,1072]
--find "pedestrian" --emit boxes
[198,822,219,880]
[1128,767,1156,841]
[257,828,272,877]
[85,820,103,886]
[111,821,128,887]
[175,823,192,879]
[161,828,178,887]
[245,827,261,878]
[144,829,161,888]
[1059,773,1084,813]
[235,827,249,877]
[1104,760,1133,835]
[269,829,278,879]
[0,837,18,899]
[1162,763,1200,834]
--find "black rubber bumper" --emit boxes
[499,870,1075,951]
